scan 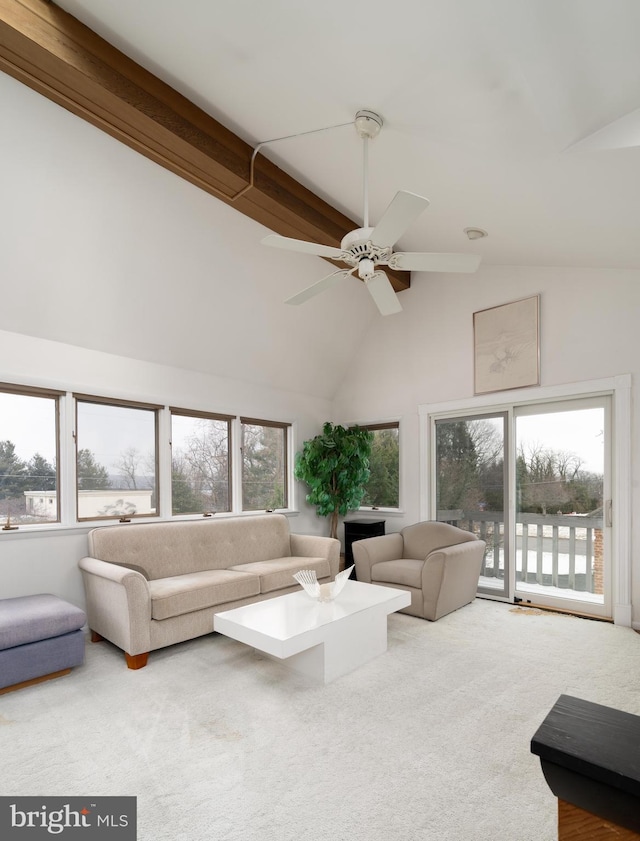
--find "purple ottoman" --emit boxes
[0,594,86,694]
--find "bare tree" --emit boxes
[116,447,156,490]
[517,442,583,514]
[468,419,503,468]
[176,418,230,511]
[554,450,584,481]
[116,446,141,489]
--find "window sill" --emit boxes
[357,508,404,518]
[0,523,92,539]
[0,509,301,538]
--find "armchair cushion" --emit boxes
[372,559,424,589]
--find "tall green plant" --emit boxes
[294,423,372,539]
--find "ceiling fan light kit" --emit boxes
[262,110,482,316]
[464,227,488,240]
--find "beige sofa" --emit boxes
[79,514,339,669]
[353,521,485,621]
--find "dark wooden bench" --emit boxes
[531,694,640,840]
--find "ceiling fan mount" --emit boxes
[354,109,383,140]
[261,109,482,315]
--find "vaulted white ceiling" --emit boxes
[55,0,640,269]
[2,1,640,401]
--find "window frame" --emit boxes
[357,419,401,513]
[169,406,234,517]
[0,382,63,528]
[74,393,162,523]
[239,416,291,512]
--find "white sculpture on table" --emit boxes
[293,566,354,602]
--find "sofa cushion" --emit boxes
[372,558,424,589]
[149,570,260,620]
[229,557,330,594]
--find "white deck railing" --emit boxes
[437,510,603,594]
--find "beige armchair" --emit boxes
[352,521,486,621]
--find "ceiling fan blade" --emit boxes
[262,234,346,260]
[569,107,640,150]
[285,269,353,306]
[369,191,430,248]
[389,251,481,273]
[365,271,402,316]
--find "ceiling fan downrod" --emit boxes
[354,110,383,229]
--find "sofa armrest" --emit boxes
[290,534,340,579]
[78,556,152,656]
[353,533,404,583]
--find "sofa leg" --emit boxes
[90,630,104,643]
[125,651,149,670]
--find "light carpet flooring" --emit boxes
[1,598,639,840]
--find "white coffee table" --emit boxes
[213,579,411,683]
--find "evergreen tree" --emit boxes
[0,440,28,499]
[77,449,111,490]
[435,422,480,512]
[242,424,286,510]
[361,429,399,508]
[27,453,56,491]
[171,463,206,514]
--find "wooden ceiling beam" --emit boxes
[0,0,410,291]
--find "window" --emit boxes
[170,409,233,515]
[0,384,61,526]
[0,380,299,528]
[240,418,289,511]
[359,422,400,509]
[75,396,160,520]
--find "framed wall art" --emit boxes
[473,295,540,395]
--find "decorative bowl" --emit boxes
[293,565,354,602]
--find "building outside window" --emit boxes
[75,396,159,520]
[0,385,61,526]
[241,418,289,511]
[359,421,400,509]
[170,409,232,515]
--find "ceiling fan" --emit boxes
[261,110,482,316]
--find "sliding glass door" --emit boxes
[431,395,612,617]
[514,397,610,617]
[434,413,510,600]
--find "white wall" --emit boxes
[0,329,334,609]
[334,265,640,620]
